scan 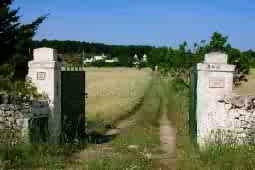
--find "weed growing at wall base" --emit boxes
[0,144,83,170]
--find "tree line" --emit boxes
[33,34,255,74]
[32,40,153,67]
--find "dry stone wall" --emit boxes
[0,93,49,144]
[0,102,31,144]
[218,95,255,144]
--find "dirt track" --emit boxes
[70,76,177,169]
[158,113,176,170]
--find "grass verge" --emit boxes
[0,144,83,170]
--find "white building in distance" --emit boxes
[105,57,119,63]
[93,54,107,61]
[142,54,147,62]
[132,53,148,66]
[83,58,93,64]
[133,54,139,61]
[83,54,119,65]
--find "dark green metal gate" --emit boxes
[189,65,197,143]
[61,66,86,143]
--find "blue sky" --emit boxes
[12,0,255,50]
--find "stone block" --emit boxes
[8,104,15,110]
[225,103,232,110]
[231,96,246,108]
[0,93,9,104]
[15,105,21,110]
[0,116,4,123]
[16,119,24,128]
[204,52,228,64]
[7,116,15,122]
[21,109,31,114]
[33,47,57,61]
[0,104,9,111]
[4,121,11,128]
[21,103,30,108]
[6,111,14,117]
[15,111,24,119]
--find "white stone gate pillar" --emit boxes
[196,52,235,146]
[27,47,62,144]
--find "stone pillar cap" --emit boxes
[33,47,57,62]
[204,52,228,64]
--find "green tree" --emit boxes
[242,50,255,68]
[148,47,162,71]
[0,0,46,93]
[0,0,20,65]
[0,0,47,80]
[208,32,229,52]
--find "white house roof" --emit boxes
[105,58,119,63]
[93,54,107,61]
[134,54,139,60]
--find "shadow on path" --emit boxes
[86,131,118,144]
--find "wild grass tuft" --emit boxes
[0,144,83,170]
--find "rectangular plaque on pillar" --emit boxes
[37,72,46,80]
[207,64,221,71]
[209,79,225,88]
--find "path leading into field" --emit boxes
[70,76,177,169]
[105,114,137,136]
[85,110,177,170]
[70,111,177,170]
[158,112,176,170]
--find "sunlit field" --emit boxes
[234,68,255,95]
[85,67,152,123]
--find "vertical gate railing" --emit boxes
[189,65,198,143]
